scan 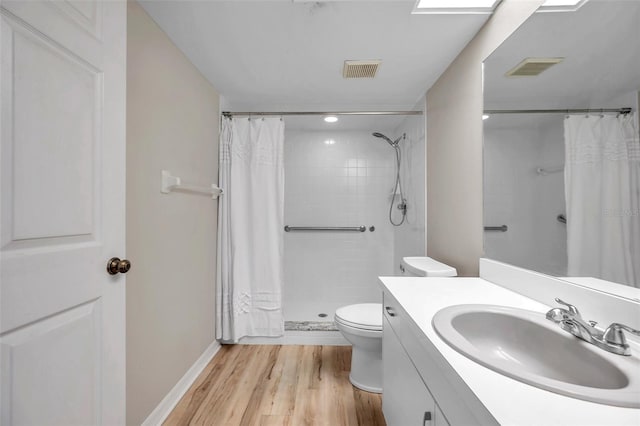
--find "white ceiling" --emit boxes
[484,0,640,111]
[138,0,490,113]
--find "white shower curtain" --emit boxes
[216,116,285,342]
[564,114,640,288]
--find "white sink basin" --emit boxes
[432,304,640,408]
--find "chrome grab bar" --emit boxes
[484,225,508,232]
[284,225,366,232]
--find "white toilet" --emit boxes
[334,257,457,393]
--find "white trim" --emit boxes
[141,340,221,426]
[238,330,349,345]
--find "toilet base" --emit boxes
[349,373,382,394]
[334,303,383,394]
[348,342,382,394]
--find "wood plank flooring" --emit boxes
[164,345,386,426]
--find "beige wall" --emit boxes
[126,2,219,424]
[425,0,543,276]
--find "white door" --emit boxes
[0,1,126,424]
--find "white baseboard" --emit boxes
[141,340,221,426]
[238,330,349,345]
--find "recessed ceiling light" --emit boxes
[324,116,338,123]
[413,0,500,14]
[324,139,336,145]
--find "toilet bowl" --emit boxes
[335,303,383,393]
[335,257,457,393]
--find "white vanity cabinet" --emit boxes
[383,315,448,426]
[380,275,640,426]
[382,290,497,426]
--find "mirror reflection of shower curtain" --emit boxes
[216,116,285,342]
[564,114,640,288]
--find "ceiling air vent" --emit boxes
[343,60,381,79]
[505,58,564,77]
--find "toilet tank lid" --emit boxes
[401,257,457,277]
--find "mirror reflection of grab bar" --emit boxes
[536,166,564,175]
[484,225,508,232]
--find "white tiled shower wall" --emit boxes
[392,114,426,273]
[283,130,396,320]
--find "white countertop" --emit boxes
[380,276,640,426]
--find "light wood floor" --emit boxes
[164,345,386,426]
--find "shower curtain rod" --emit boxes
[484,107,633,115]
[223,108,632,117]
[221,110,423,117]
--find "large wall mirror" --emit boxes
[483,0,640,292]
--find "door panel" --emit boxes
[8,19,99,242]
[1,301,100,425]
[0,1,126,424]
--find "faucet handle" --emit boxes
[602,323,640,346]
[545,307,567,322]
[555,298,580,316]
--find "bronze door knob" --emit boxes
[107,257,131,275]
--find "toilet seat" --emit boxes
[335,303,382,331]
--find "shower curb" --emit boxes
[284,320,339,331]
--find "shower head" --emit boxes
[373,132,402,147]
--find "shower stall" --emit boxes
[218,110,427,344]
[280,113,426,343]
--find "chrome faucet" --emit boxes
[545,298,640,356]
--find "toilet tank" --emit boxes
[401,257,457,277]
